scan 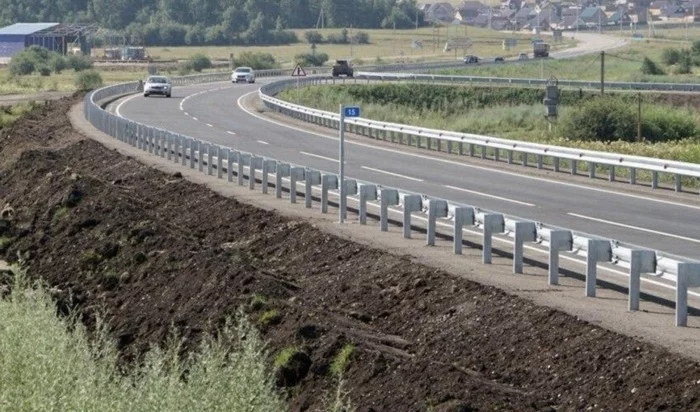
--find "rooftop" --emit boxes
[0,23,60,36]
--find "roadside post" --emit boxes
[339,104,360,223]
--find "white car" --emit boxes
[232,67,255,83]
[143,76,172,98]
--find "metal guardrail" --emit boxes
[85,73,700,327]
[259,75,700,194]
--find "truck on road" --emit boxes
[533,43,550,58]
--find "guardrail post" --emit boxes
[179,136,186,165]
[227,149,234,182]
[216,146,223,178]
[289,167,305,204]
[380,188,399,231]
[207,144,214,176]
[571,160,577,176]
[249,156,263,190]
[507,150,513,164]
[166,133,172,160]
[450,206,475,255]
[585,240,612,297]
[469,144,475,157]
[609,166,615,182]
[675,174,682,192]
[494,149,500,162]
[159,131,166,158]
[629,250,656,311]
[513,222,537,274]
[341,180,358,220]
[189,139,196,169]
[305,170,322,208]
[589,162,596,179]
[426,199,448,246]
[548,230,573,285]
[198,142,205,172]
[630,168,636,185]
[262,160,277,194]
[400,194,422,239]
[482,214,505,264]
[458,142,464,156]
[652,171,658,189]
[148,129,155,154]
[522,153,528,168]
[359,184,378,224]
[237,153,251,185]
[321,174,339,213]
[480,145,487,159]
[276,163,291,198]
[675,263,700,326]
[553,157,560,172]
[537,155,543,169]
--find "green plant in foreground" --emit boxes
[250,293,268,311]
[259,308,282,326]
[0,236,12,251]
[0,269,285,411]
[274,346,299,367]
[330,343,355,377]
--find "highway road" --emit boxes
[110,33,700,260]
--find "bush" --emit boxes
[67,55,93,72]
[8,45,57,76]
[661,48,681,65]
[269,30,298,44]
[294,52,329,67]
[51,55,68,74]
[305,30,323,44]
[352,31,370,44]
[326,29,349,44]
[74,70,103,91]
[236,52,278,70]
[9,54,36,75]
[188,53,212,72]
[640,57,664,75]
[38,66,52,76]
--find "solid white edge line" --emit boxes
[206,123,214,127]
[258,140,269,145]
[300,151,338,163]
[568,212,700,244]
[235,90,700,213]
[227,131,237,135]
[444,184,536,207]
[115,94,141,118]
[192,117,198,121]
[361,166,424,182]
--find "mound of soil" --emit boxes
[2,96,700,411]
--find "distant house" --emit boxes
[661,5,687,18]
[559,15,586,29]
[526,12,561,30]
[608,9,633,24]
[580,6,608,25]
[648,0,669,15]
[513,4,538,25]
[424,2,457,22]
[455,0,490,21]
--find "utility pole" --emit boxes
[600,51,605,95]
[576,0,579,37]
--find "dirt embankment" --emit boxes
[1,96,700,411]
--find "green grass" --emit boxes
[431,40,700,83]
[0,102,41,127]
[0,268,285,411]
[138,27,570,68]
[0,236,12,251]
[330,343,355,377]
[274,346,300,368]
[259,308,282,326]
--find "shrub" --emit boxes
[8,45,56,75]
[640,57,664,75]
[67,54,93,72]
[352,31,370,44]
[51,55,68,74]
[326,29,349,44]
[74,70,103,91]
[188,53,212,72]
[270,30,298,44]
[661,48,681,65]
[38,66,51,76]
[236,51,278,70]
[9,54,36,75]
[305,30,324,44]
[294,52,329,67]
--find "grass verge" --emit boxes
[0,268,285,411]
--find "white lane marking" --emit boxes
[236,91,700,213]
[300,151,338,163]
[444,185,536,207]
[258,140,269,145]
[184,112,190,116]
[361,166,424,182]
[192,117,199,121]
[115,94,141,118]
[227,131,237,135]
[206,123,214,127]
[568,212,700,244]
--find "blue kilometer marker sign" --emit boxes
[344,106,361,117]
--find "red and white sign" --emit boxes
[291,64,307,77]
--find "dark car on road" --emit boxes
[463,55,479,64]
[332,59,354,77]
[494,56,505,63]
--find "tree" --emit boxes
[640,57,665,75]
[304,30,324,44]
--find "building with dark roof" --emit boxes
[0,22,98,57]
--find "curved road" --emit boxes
[112,33,700,260]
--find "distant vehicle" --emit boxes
[632,33,644,39]
[143,76,171,98]
[533,43,550,58]
[232,67,255,83]
[463,55,480,64]
[494,56,505,63]
[332,59,354,77]
[518,53,529,60]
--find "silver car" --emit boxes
[143,76,172,97]
[232,67,255,83]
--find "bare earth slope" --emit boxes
[1,96,700,411]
